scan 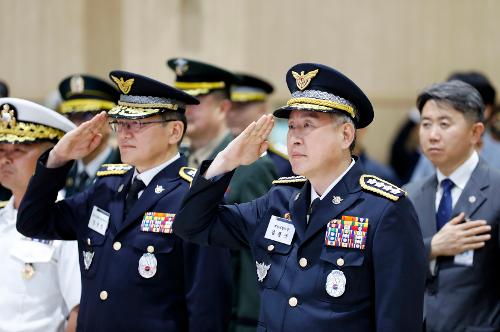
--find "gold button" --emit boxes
[113,242,121,251]
[87,238,91,246]
[147,245,155,253]
[299,257,308,268]
[99,290,108,301]
[267,244,275,252]
[288,296,298,307]
[337,257,345,267]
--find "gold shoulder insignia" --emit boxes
[272,175,307,186]
[96,163,133,177]
[0,200,9,208]
[111,75,135,95]
[292,69,319,90]
[179,167,197,184]
[359,174,406,202]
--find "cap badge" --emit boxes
[292,69,319,91]
[0,104,16,128]
[111,75,135,95]
[174,58,189,76]
[70,75,85,93]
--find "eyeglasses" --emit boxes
[108,119,176,133]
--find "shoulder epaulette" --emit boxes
[272,175,307,187]
[268,143,289,160]
[179,167,197,184]
[96,163,133,177]
[359,174,406,202]
[0,200,9,209]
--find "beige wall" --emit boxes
[1,0,499,163]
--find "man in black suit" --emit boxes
[406,80,500,331]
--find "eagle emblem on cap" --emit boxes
[292,69,319,91]
[0,104,16,128]
[70,75,85,93]
[111,75,135,95]
[174,59,189,76]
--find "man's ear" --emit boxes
[168,121,184,145]
[471,121,485,145]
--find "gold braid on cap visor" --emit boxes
[286,90,356,118]
[59,99,116,114]
[0,121,65,143]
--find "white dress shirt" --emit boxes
[435,151,479,212]
[0,197,81,332]
[132,153,181,198]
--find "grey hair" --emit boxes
[329,111,357,153]
[416,80,485,123]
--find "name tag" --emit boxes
[264,215,295,245]
[454,249,473,266]
[88,206,110,236]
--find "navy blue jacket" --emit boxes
[17,151,231,332]
[173,160,426,332]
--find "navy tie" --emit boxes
[436,179,454,230]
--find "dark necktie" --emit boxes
[436,179,454,230]
[307,197,321,225]
[124,178,146,216]
[76,171,89,191]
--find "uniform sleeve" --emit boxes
[173,160,270,250]
[228,157,276,204]
[55,240,82,314]
[17,149,93,240]
[372,198,426,332]
[182,241,232,332]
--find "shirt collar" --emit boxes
[133,153,180,187]
[311,158,356,202]
[189,131,230,166]
[436,151,479,190]
[0,196,16,225]
[77,145,113,176]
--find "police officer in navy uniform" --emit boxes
[173,63,426,331]
[17,71,232,331]
[228,73,294,178]
[58,74,121,196]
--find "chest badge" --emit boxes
[155,185,165,194]
[256,261,271,282]
[138,253,157,278]
[326,269,346,297]
[83,250,95,270]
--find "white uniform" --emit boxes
[0,197,81,332]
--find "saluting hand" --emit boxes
[430,212,491,259]
[47,111,108,168]
[205,114,275,179]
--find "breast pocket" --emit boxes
[128,232,177,285]
[315,246,366,305]
[79,230,107,279]
[253,238,293,289]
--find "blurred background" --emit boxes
[1,0,499,164]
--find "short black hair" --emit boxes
[417,80,485,123]
[447,71,496,106]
